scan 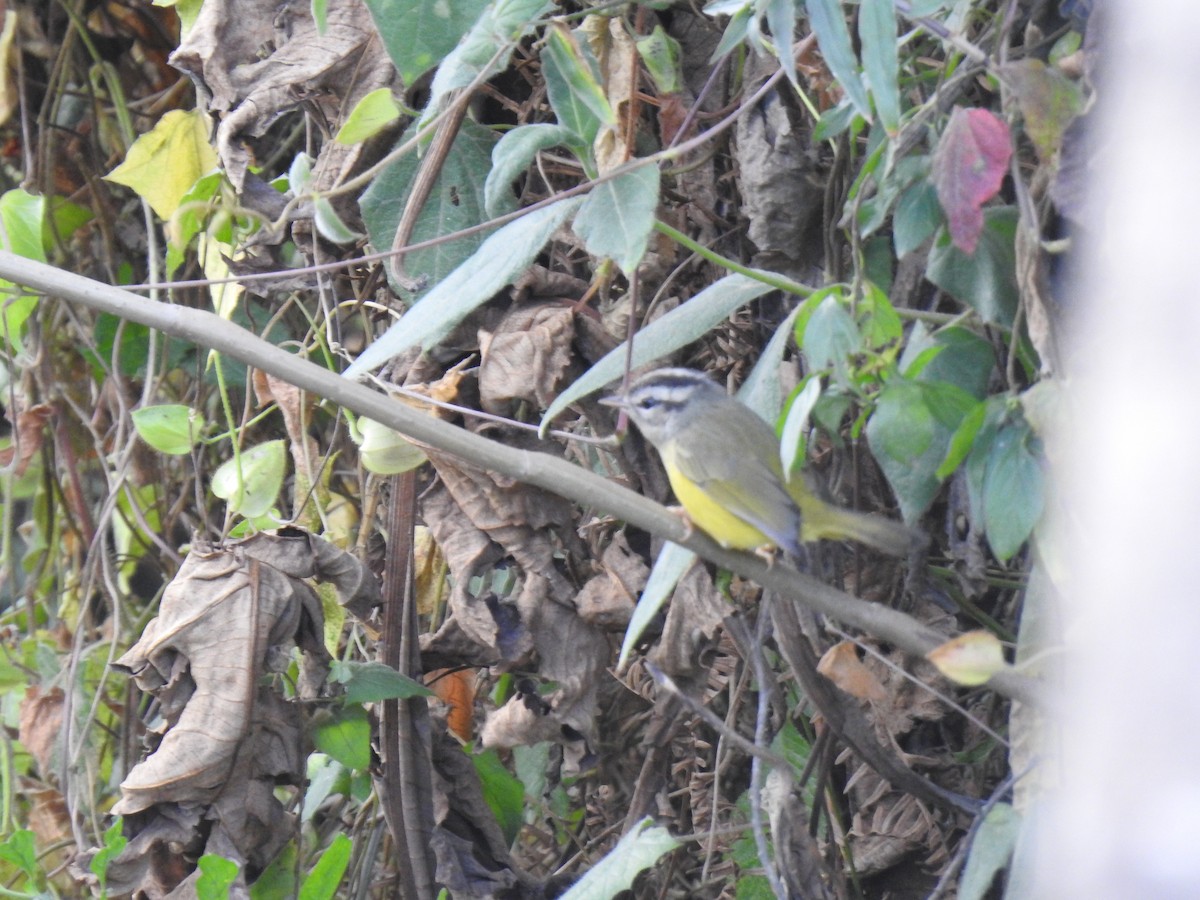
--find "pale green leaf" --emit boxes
[573,165,661,275]
[335,88,402,145]
[211,440,286,518]
[106,110,218,219]
[559,818,679,900]
[132,404,204,455]
[346,197,583,376]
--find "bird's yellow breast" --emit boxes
[664,463,773,551]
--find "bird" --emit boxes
[602,367,919,559]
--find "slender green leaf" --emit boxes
[540,272,774,429]
[473,749,526,845]
[346,197,583,376]
[298,834,352,900]
[618,542,696,670]
[765,0,797,87]
[421,0,552,125]
[542,24,613,147]
[573,165,661,275]
[859,0,900,133]
[805,0,872,121]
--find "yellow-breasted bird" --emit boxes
[602,367,919,559]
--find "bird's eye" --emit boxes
[636,396,659,411]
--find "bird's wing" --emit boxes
[670,423,802,554]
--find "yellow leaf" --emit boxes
[926,630,1007,686]
[105,110,217,219]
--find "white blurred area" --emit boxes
[1032,0,1200,895]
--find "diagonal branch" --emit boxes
[0,251,1041,708]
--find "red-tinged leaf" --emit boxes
[933,108,1012,254]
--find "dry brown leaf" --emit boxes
[429,668,476,742]
[105,528,379,896]
[584,16,639,173]
[171,0,397,193]
[18,686,64,776]
[648,562,726,682]
[817,641,888,703]
[575,531,648,629]
[478,304,576,415]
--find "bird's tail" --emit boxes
[797,499,926,557]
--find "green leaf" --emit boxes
[91,819,127,891]
[859,0,900,133]
[485,123,573,217]
[559,818,679,900]
[912,325,996,400]
[894,179,942,258]
[0,189,46,262]
[710,4,753,61]
[542,24,612,148]
[765,0,798,88]
[422,0,553,126]
[211,440,286,518]
[573,165,661,275]
[346,197,583,377]
[803,294,863,387]
[812,97,860,141]
[473,749,526,845]
[360,119,504,296]
[312,706,372,771]
[982,419,1044,560]
[866,379,975,521]
[335,88,401,145]
[540,272,774,429]
[926,206,1019,327]
[106,110,218,219]
[250,842,298,900]
[132,404,204,455]
[196,854,239,900]
[780,376,821,474]
[364,0,490,84]
[636,25,682,94]
[805,0,872,121]
[351,417,428,474]
[0,830,38,880]
[328,659,433,704]
[858,281,902,349]
[298,834,352,900]
[937,399,986,479]
[312,196,363,244]
[302,756,350,824]
[959,804,1021,900]
[618,541,695,670]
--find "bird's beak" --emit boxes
[598,393,627,409]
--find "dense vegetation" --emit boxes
[0,0,1088,896]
